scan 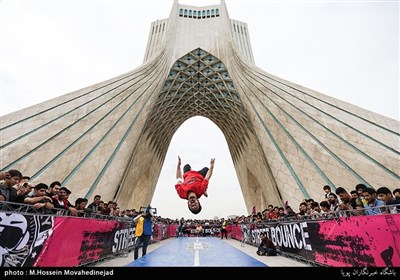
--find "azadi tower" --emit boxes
[1,0,399,213]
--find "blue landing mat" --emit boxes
[127,237,267,267]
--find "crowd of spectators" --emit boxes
[0,170,139,219]
[1,169,399,230]
[247,184,400,224]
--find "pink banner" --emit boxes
[315,214,400,267]
[2,211,398,267]
[229,214,400,267]
[35,217,134,267]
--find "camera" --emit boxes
[140,205,157,216]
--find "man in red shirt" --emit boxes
[175,156,215,214]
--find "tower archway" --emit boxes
[115,48,282,211]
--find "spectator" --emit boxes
[327,193,339,211]
[195,224,204,237]
[257,233,277,256]
[336,187,363,212]
[113,207,121,217]
[309,201,321,217]
[350,190,359,199]
[277,207,285,219]
[323,185,334,201]
[298,202,309,216]
[45,181,61,198]
[24,183,54,213]
[220,218,228,239]
[17,176,31,190]
[306,198,315,210]
[176,217,184,237]
[87,195,102,214]
[377,187,400,213]
[0,170,22,203]
[362,188,385,215]
[284,206,296,218]
[393,188,400,200]
[14,182,33,203]
[75,197,89,216]
[0,172,10,181]
[102,201,114,215]
[266,205,274,219]
[355,183,368,206]
[52,186,78,216]
[319,201,333,218]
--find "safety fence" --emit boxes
[1,202,399,267]
[228,214,400,267]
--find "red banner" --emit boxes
[1,211,398,267]
[0,212,135,267]
[35,216,134,266]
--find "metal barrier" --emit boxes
[1,200,398,267]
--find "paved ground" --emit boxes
[95,237,309,267]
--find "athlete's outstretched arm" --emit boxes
[204,158,215,181]
[176,156,182,180]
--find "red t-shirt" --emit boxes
[175,170,209,199]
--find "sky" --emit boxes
[1,0,399,220]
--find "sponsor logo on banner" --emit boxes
[112,228,135,253]
[0,213,53,267]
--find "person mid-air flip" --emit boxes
[175,156,215,214]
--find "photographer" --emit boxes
[133,207,153,260]
[256,233,277,256]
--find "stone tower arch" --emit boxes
[115,47,282,209]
